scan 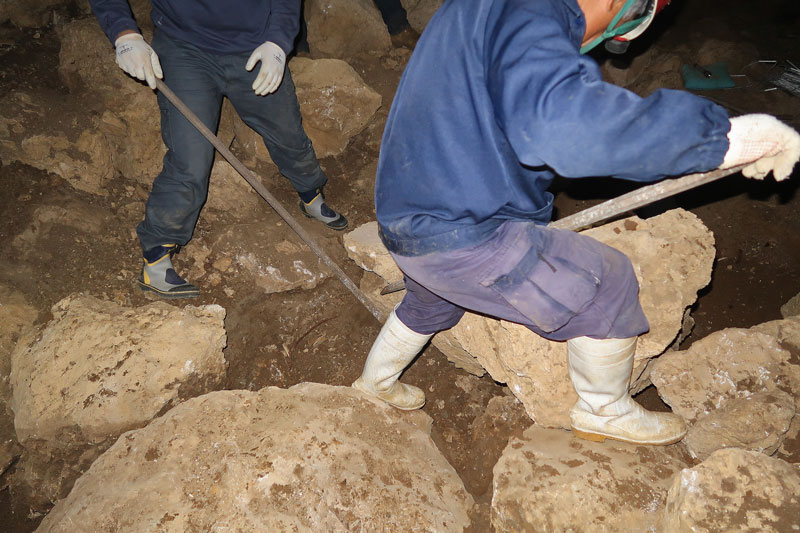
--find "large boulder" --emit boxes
[0,91,115,196]
[58,18,164,187]
[400,0,445,33]
[0,285,38,478]
[10,295,227,503]
[344,209,715,427]
[38,385,474,532]
[651,316,800,460]
[303,0,391,60]
[663,449,800,532]
[492,426,692,532]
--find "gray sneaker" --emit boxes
[138,244,199,299]
[299,193,348,230]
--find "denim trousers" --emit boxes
[392,221,650,341]
[136,29,327,252]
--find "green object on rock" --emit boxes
[682,62,736,90]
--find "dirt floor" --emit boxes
[1,1,799,531]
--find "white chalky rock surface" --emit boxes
[651,316,800,460]
[38,385,474,532]
[11,295,227,445]
[663,449,800,532]
[345,209,714,427]
[491,426,692,532]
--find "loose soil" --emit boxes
[1,1,799,531]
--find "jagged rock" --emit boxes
[492,425,692,532]
[400,0,445,33]
[682,390,795,461]
[781,292,800,318]
[38,385,473,532]
[235,58,381,162]
[58,19,164,187]
[9,295,226,503]
[11,202,108,261]
[184,220,329,295]
[205,158,262,213]
[343,221,402,283]
[663,449,800,532]
[651,317,800,461]
[344,209,715,427]
[0,285,37,480]
[0,91,115,195]
[290,58,381,157]
[303,0,391,60]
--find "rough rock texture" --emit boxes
[492,426,692,532]
[0,91,115,195]
[184,221,330,295]
[0,285,38,478]
[39,385,474,532]
[781,291,800,318]
[683,391,796,461]
[10,295,227,503]
[204,159,262,213]
[663,449,800,532]
[651,316,800,459]
[304,0,391,60]
[400,0,445,33]
[289,58,382,157]
[344,209,715,427]
[58,19,164,188]
[343,221,402,284]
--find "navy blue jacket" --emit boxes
[89,0,300,55]
[377,0,730,256]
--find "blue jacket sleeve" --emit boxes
[485,2,730,182]
[88,0,140,44]
[267,0,300,55]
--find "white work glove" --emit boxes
[720,114,800,181]
[245,41,286,95]
[114,33,163,90]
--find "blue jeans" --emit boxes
[137,29,327,252]
[392,221,649,341]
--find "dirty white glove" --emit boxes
[114,33,163,90]
[721,114,800,181]
[245,41,286,95]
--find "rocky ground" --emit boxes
[1,0,799,531]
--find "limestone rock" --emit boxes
[0,92,115,195]
[343,221,402,283]
[304,0,391,60]
[651,316,800,461]
[39,385,473,532]
[0,285,37,479]
[400,0,445,33]
[205,159,261,213]
[683,391,795,461]
[650,317,800,424]
[492,426,691,532]
[185,221,329,295]
[290,58,382,157]
[344,209,715,427]
[663,449,800,532]
[781,291,800,318]
[10,295,226,503]
[58,19,164,186]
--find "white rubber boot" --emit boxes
[568,336,686,445]
[352,310,432,410]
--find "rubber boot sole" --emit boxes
[138,278,200,299]
[352,378,425,411]
[571,427,686,446]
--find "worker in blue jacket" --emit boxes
[89,0,348,299]
[352,0,800,445]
